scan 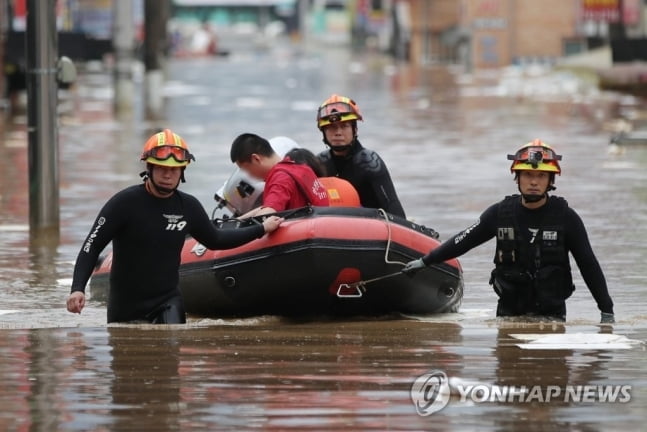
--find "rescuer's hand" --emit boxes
[402,258,426,275]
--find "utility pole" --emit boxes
[26,0,59,239]
[144,0,168,120]
[609,0,627,41]
[113,0,135,115]
[298,0,309,43]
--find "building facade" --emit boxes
[402,0,647,69]
[404,0,581,69]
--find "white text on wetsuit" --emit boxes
[454,218,480,245]
[83,217,106,253]
[163,214,187,231]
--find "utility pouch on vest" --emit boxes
[490,269,531,298]
[495,226,516,264]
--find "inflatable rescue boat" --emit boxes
[89,137,463,317]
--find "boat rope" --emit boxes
[378,208,407,267]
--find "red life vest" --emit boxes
[269,158,330,207]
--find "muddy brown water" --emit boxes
[1,42,646,430]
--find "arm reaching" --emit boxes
[420,203,499,266]
[402,258,426,274]
[188,195,282,250]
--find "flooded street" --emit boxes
[0,322,645,431]
[1,39,647,430]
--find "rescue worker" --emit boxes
[315,94,406,218]
[403,140,615,323]
[66,129,283,324]
[230,133,329,218]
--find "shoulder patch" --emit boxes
[542,230,558,241]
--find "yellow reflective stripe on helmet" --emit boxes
[172,132,182,147]
[511,161,560,173]
[154,130,184,148]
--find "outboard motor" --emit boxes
[214,136,300,216]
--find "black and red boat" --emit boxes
[89,137,463,317]
[90,206,463,317]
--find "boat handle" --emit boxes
[336,283,364,298]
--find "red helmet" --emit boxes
[316,94,363,129]
[141,129,195,167]
[508,139,562,175]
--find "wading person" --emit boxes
[315,94,406,218]
[230,133,329,218]
[66,129,283,324]
[403,140,614,323]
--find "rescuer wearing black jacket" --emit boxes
[315,94,406,218]
[403,140,614,323]
[66,129,282,324]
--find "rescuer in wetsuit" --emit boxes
[315,94,406,218]
[66,129,283,324]
[403,140,615,323]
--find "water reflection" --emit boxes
[0,322,644,431]
[491,325,592,430]
[109,328,182,431]
[487,322,647,431]
[27,233,60,289]
[0,328,111,431]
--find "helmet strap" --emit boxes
[515,172,555,203]
[149,177,175,196]
[521,192,546,203]
[143,164,181,196]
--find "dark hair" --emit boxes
[230,133,275,163]
[285,148,326,177]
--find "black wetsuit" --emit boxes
[421,195,613,318]
[70,184,265,323]
[317,140,406,218]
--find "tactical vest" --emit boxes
[490,195,574,315]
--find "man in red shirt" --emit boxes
[230,133,329,218]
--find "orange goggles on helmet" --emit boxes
[318,102,361,121]
[507,146,562,168]
[143,145,195,163]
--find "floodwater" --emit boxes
[1,38,647,430]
